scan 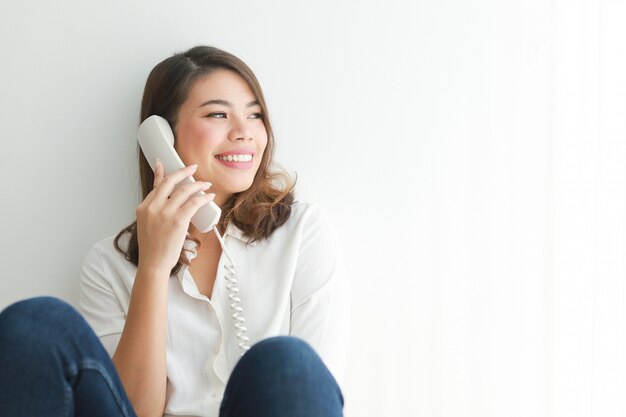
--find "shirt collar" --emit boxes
[183,222,258,259]
[224,222,259,246]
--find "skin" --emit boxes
[173,69,268,244]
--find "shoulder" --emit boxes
[88,233,129,262]
[246,200,337,249]
[80,232,136,283]
[278,200,338,237]
[276,200,341,251]
[289,200,334,225]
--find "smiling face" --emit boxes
[174,69,268,208]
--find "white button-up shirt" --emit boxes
[78,201,350,417]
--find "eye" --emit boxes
[249,112,264,120]
[207,112,226,118]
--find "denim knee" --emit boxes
[221,336,344,416]
[245,336,317,366]
[235,335,337,385]
[0,296,80,346]
[250,335,314,354]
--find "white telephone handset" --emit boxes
[137,115,221,232]
[137,115,251,354]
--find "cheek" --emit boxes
[258,127,269,150]
[176,123,221,153]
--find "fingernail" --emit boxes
[155,158,160,167]
[189,164,198,170]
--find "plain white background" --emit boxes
[1,1,625,416]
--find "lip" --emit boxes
[215,148,256,157]
[215,157,254,169]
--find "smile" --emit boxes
[215,154,253,162]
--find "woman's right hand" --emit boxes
[136,159,215,275]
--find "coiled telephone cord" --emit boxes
[213,226,251,355]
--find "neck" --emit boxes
[188,223,225,245]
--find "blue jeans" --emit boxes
[0,297,344,417]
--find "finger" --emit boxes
[177,192,216,223]
[141,158,164,207]
[163,181,213,212]
[152,164,198,201]
[153,158,163,188]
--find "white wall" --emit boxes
[2,1,625,416]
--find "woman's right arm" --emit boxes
[112,265,169,417]
[111,160,214,417]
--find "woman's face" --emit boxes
[174,69,268,208]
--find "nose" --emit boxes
[228,115,253,142]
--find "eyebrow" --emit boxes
[198,99,260,108]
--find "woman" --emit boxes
[0,46,350,417]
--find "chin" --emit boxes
[225,179,255,194]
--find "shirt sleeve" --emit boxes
[289,204,351,388]
[78,245,126,357]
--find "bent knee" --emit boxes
[229,336,341,402]
[0,296,79,342]
[251,336,316,356]
[242,336,324,371]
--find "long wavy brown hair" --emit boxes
[114,46,297,276]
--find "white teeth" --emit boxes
[217,154,253,162]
